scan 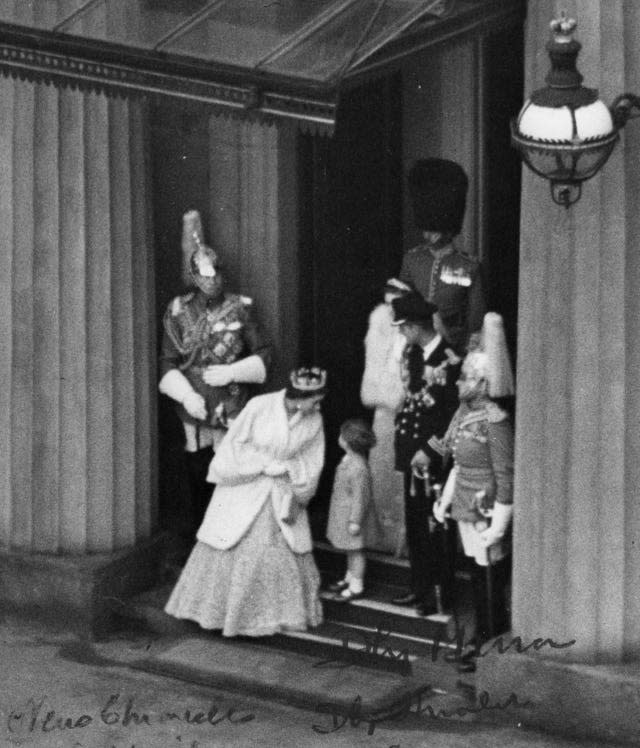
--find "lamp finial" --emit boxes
[550,12,577,44]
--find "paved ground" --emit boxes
[0,614,619,748]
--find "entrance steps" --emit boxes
[120,541,473,678]
[118,541,477,721]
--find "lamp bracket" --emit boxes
[611,93,640,129]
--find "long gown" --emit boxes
[165,389,324,636]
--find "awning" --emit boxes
[0,0,524,133]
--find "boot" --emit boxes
[185,446,214,537]
[471,556,512,657]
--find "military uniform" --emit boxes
[433,401,513,528]
[432,400,514,642]
[400,244,486,354]
[160,289,271,537]
[394,335,461,611]
[160,290,271,433]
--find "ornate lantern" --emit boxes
[511,12,640,207]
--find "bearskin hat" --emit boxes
[408,158,468,235]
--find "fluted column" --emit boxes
[208,116,299,387]
[512,0,640,663]
[0,76,156,555]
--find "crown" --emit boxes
[289,367,327,392]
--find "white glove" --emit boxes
[433,500,447,524]
[202,355,266,387]
[264,461,288,477]
[202,365,233,387]
[183,391,207,421]
[479,502,513,547]
[159,370,207,421]
[228,355,266,383]
[433,466,457,523]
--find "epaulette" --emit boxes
[485,401,509,423]
[169,292,194,317]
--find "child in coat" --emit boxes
[326,419,376,601]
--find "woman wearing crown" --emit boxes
[165,367,327,636]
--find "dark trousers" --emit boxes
[472,555,511,646]
[403,472,454,608]
[185,445,215,538]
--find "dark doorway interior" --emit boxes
[298,75,404,537]
[483,27,524,368]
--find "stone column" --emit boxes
[0,3,160,631]
[208,116,299,388]
[512,0,640,665]
[477,2,640,742]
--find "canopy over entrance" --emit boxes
[0,0,523,132]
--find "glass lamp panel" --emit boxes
[573,141,618,180]
[160,0,338,68]
[523,148,564,180]
[574,100,614,140]
[518,101,575,141]
[548,151,577,181]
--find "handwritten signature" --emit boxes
[312,624,409,670]
[312,689,531,736]
[6,694,255,736]
[312,623,575,672]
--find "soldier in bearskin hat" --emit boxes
[159,210,271,538]
[389,291,461,616]
[400,158,486,355]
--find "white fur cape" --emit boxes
[197,390,325,553]
[360,303,405,412]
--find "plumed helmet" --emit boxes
[181,209,219,287]
[461,312,514,398]
[408,158,468,235]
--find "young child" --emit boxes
[326,419,377,601]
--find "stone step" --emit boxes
[120,583,469,679]
[314,541,412,587]
[130,635,440,721]
[319,589,454,641]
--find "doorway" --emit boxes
[298,75,404,535]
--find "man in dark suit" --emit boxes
[390,291,461,615]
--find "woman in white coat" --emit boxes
[165,367,327,637]
[360,278,410,554]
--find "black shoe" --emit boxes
[328,579,349,593]
[392,592,418,606]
